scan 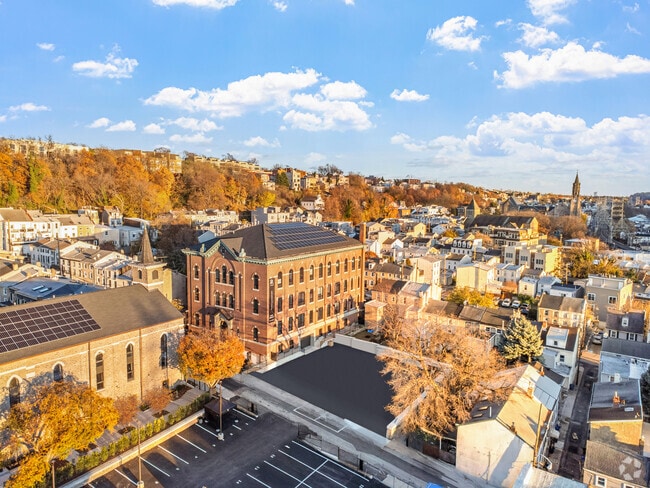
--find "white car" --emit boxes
[501,298,511,308]
[511,299,521,309]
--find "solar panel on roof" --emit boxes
[0,299,100,354]
[269,224,347,251]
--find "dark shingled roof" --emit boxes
[589,379,642,422]
[606,310,645,335]
[602,339,650,360]
[0,285,183,364]
[468,214,536,229]
[538,294,586,313]
[372,279,407,294]
[584,440,647,486]
[189,222,362,261]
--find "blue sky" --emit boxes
[1,0,649,196]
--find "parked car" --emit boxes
[501,298,511,308]
[520,304,530,315]
[511,299,521,309]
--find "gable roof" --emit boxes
[538,294,586,313]
[468,214,536,229]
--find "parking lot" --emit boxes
[84,409,384,487]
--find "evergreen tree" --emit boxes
[500,313,543,364]
[641,366,650,418]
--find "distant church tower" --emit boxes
[569,172,581,217]
[131,227,171,299]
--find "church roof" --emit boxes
[139,227,155,265]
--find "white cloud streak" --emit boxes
[37,43,55,51]
[88,117,111,128]
[169,133,213,143]
[518,23,559,48]
[390,89,429,102]
[527,0,576,25]
[169,117,222,132]
[9,103,50,112]
[143,123,165,134]
[320,81,366,100]
[152,0,238,9]
[243,136,280,147]
[426,16,485,52]
[496,42,650,88]
[73,47,138,79]
[271,1,287,12]
[106,120,136,132]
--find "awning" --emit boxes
[204,397,237,417]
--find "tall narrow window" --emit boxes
[299,267,305,283]
[319,263,323,278]
[277,320,283,335]
[126,344,134,381]
[215,269,221,283]
[160,334,168,368]
[288,269,294,286]
[229,271,235,285]
[253,274,260,290]
[253,298,259,314]
[9,378,20,407]
[309,265,314,280]
[277,271,283,288]
[229,294,235,308]
[298,292,305,306]
[138,269,143,280]
[327,262,332,276]
[96,353,105,390]
[222,266,227,283]
[288,317,294,331]
[194,287,200,301]
[336,260,340,274]
[253,327,259,342]
[193,265,199,279]
[53,364,64,382]
[194,313,200,326]
[344,259,348,272]
[278,297,283,311]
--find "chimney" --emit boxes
[613,391,621,406]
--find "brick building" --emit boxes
[0,285,184,413]
[184,223,364,364]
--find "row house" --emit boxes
[495,263,525,285]
[599,340,650,383]
[537,294,587,329]
[455,262,497,294]
[251,206,322,226]
[467,215,547,248]
[366,279,433,322]
[605,309,646,342]
[29,238,96,270]
[541,325,580,388]
[578,274,634,322]
[364,261,415,289]
[184,223,365,364]
[60,248,133,289]
[502,244,560,274]
[451,235,483,257]
[0,208,53,254]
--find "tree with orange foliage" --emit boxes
[1,380,118,488]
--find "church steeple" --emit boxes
[572,171,580,199]
[140,226,154,265]
[570,171,581,217]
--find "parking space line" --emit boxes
[234,409,257,421]
[245,473,272,487]
[292,441,368,480]
[177,434,208,453]
[114,469,138,486]
[196,422,222,438]
[158,445,190,465]
[264,460,312,487]
[232,424,242,430]
[292,407,346,433]
[142,457,171,477]
[295,459,328,488]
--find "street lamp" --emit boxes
[137,424,144,488]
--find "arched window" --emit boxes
[229,271,235,285]
[288,269,294,286]
[160,334,168,368]
[152,270,159,280]
[9,378,20,407]
[222,292,227,307]
[253,274,260,290]
[95,353,105,390]
[252,298,259,314]
[309,289,314,303]
[194,313,200,326]
[350,278,354,290]
[298,292,305,306]
[229,294,235,308]
[327,262,332,276]
[277,271,283,288]
[126,344,134,381]
[277,297,283,311]
[327,284,332,297]
[193,265,199,279]
[344,259,348,272]
[351,258,356,271]
[309,265,314,280]
[288,317,294,331]
[288,294,294,309]
[194,287,200,301]
[253,327,259,342]
[138,269,143,280]
[335,260,340,274]
[318,263,324,278]
[222,266,227,283]
[299,267,305,283]
[53,363,64,382]
[344,280,348,293]
[215,268,221,283]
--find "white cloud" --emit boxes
[284,93,372,131]
[496,42,650,88]
[106,120,136,132]
[9,102,50,112]
[320,81,366,100]
[37,42,55,51]
[169,117,222,132]
[72,46,138,79]
[495,19,512,27]
[53,55,65,63]
[88,117,111,128]
[169,133,213,144]
[271,1,287,12]
[143,123,165,134]
[527,0,576,25]
[426,16,485,52]
[343,0,354,5]
[0,115,6,123]
[518,23,559,48]
[243,136,280,147]
[623,3,640,13]
[626,23,641,35]
[152,0,238,9]
[390,89,429,102]
[145,69,321,117]
[390,132,427,152]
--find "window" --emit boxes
[344,259,348,272]
[229,271,234,285]
[194,287,200,301]
[221,292,227,307]
[53,364,64,382]
[327,262,332,276]
[215,269,221,283]
[253,327,259,342]
[327,284,332,297]
[299,267,305,283]
[317,307,324,320]
[138,269,143,280]
[344,281,348,293]
[318,286,324,300]
[319,263,324,278]
[126,344,134,381]
[608,296,617,304]
[193,265,199,279]
[309,310,314,324]
[335,260,340,274]
[278,297,283,311]
[351,258,356,271]
[335,282,341,295]
[288,269,294,286]
[229,294,234,308]
[288,294,294,309]
[594,476,606,487]
[96,353,105,390]
[160,334,168,367]
[194,313,200,326]
[298,292,305,306]
[587,292,595,301]
[309,289,314,303]
[559,354,565,362]
[309,265,314,280]
[277,271,283,288]
[152,270,159,280]
[9,378,20,407]
[288,317,294,331]
[252,298,259,314]
[253,274,260,290]
[297,313,305,328]
[277,320,283,334]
